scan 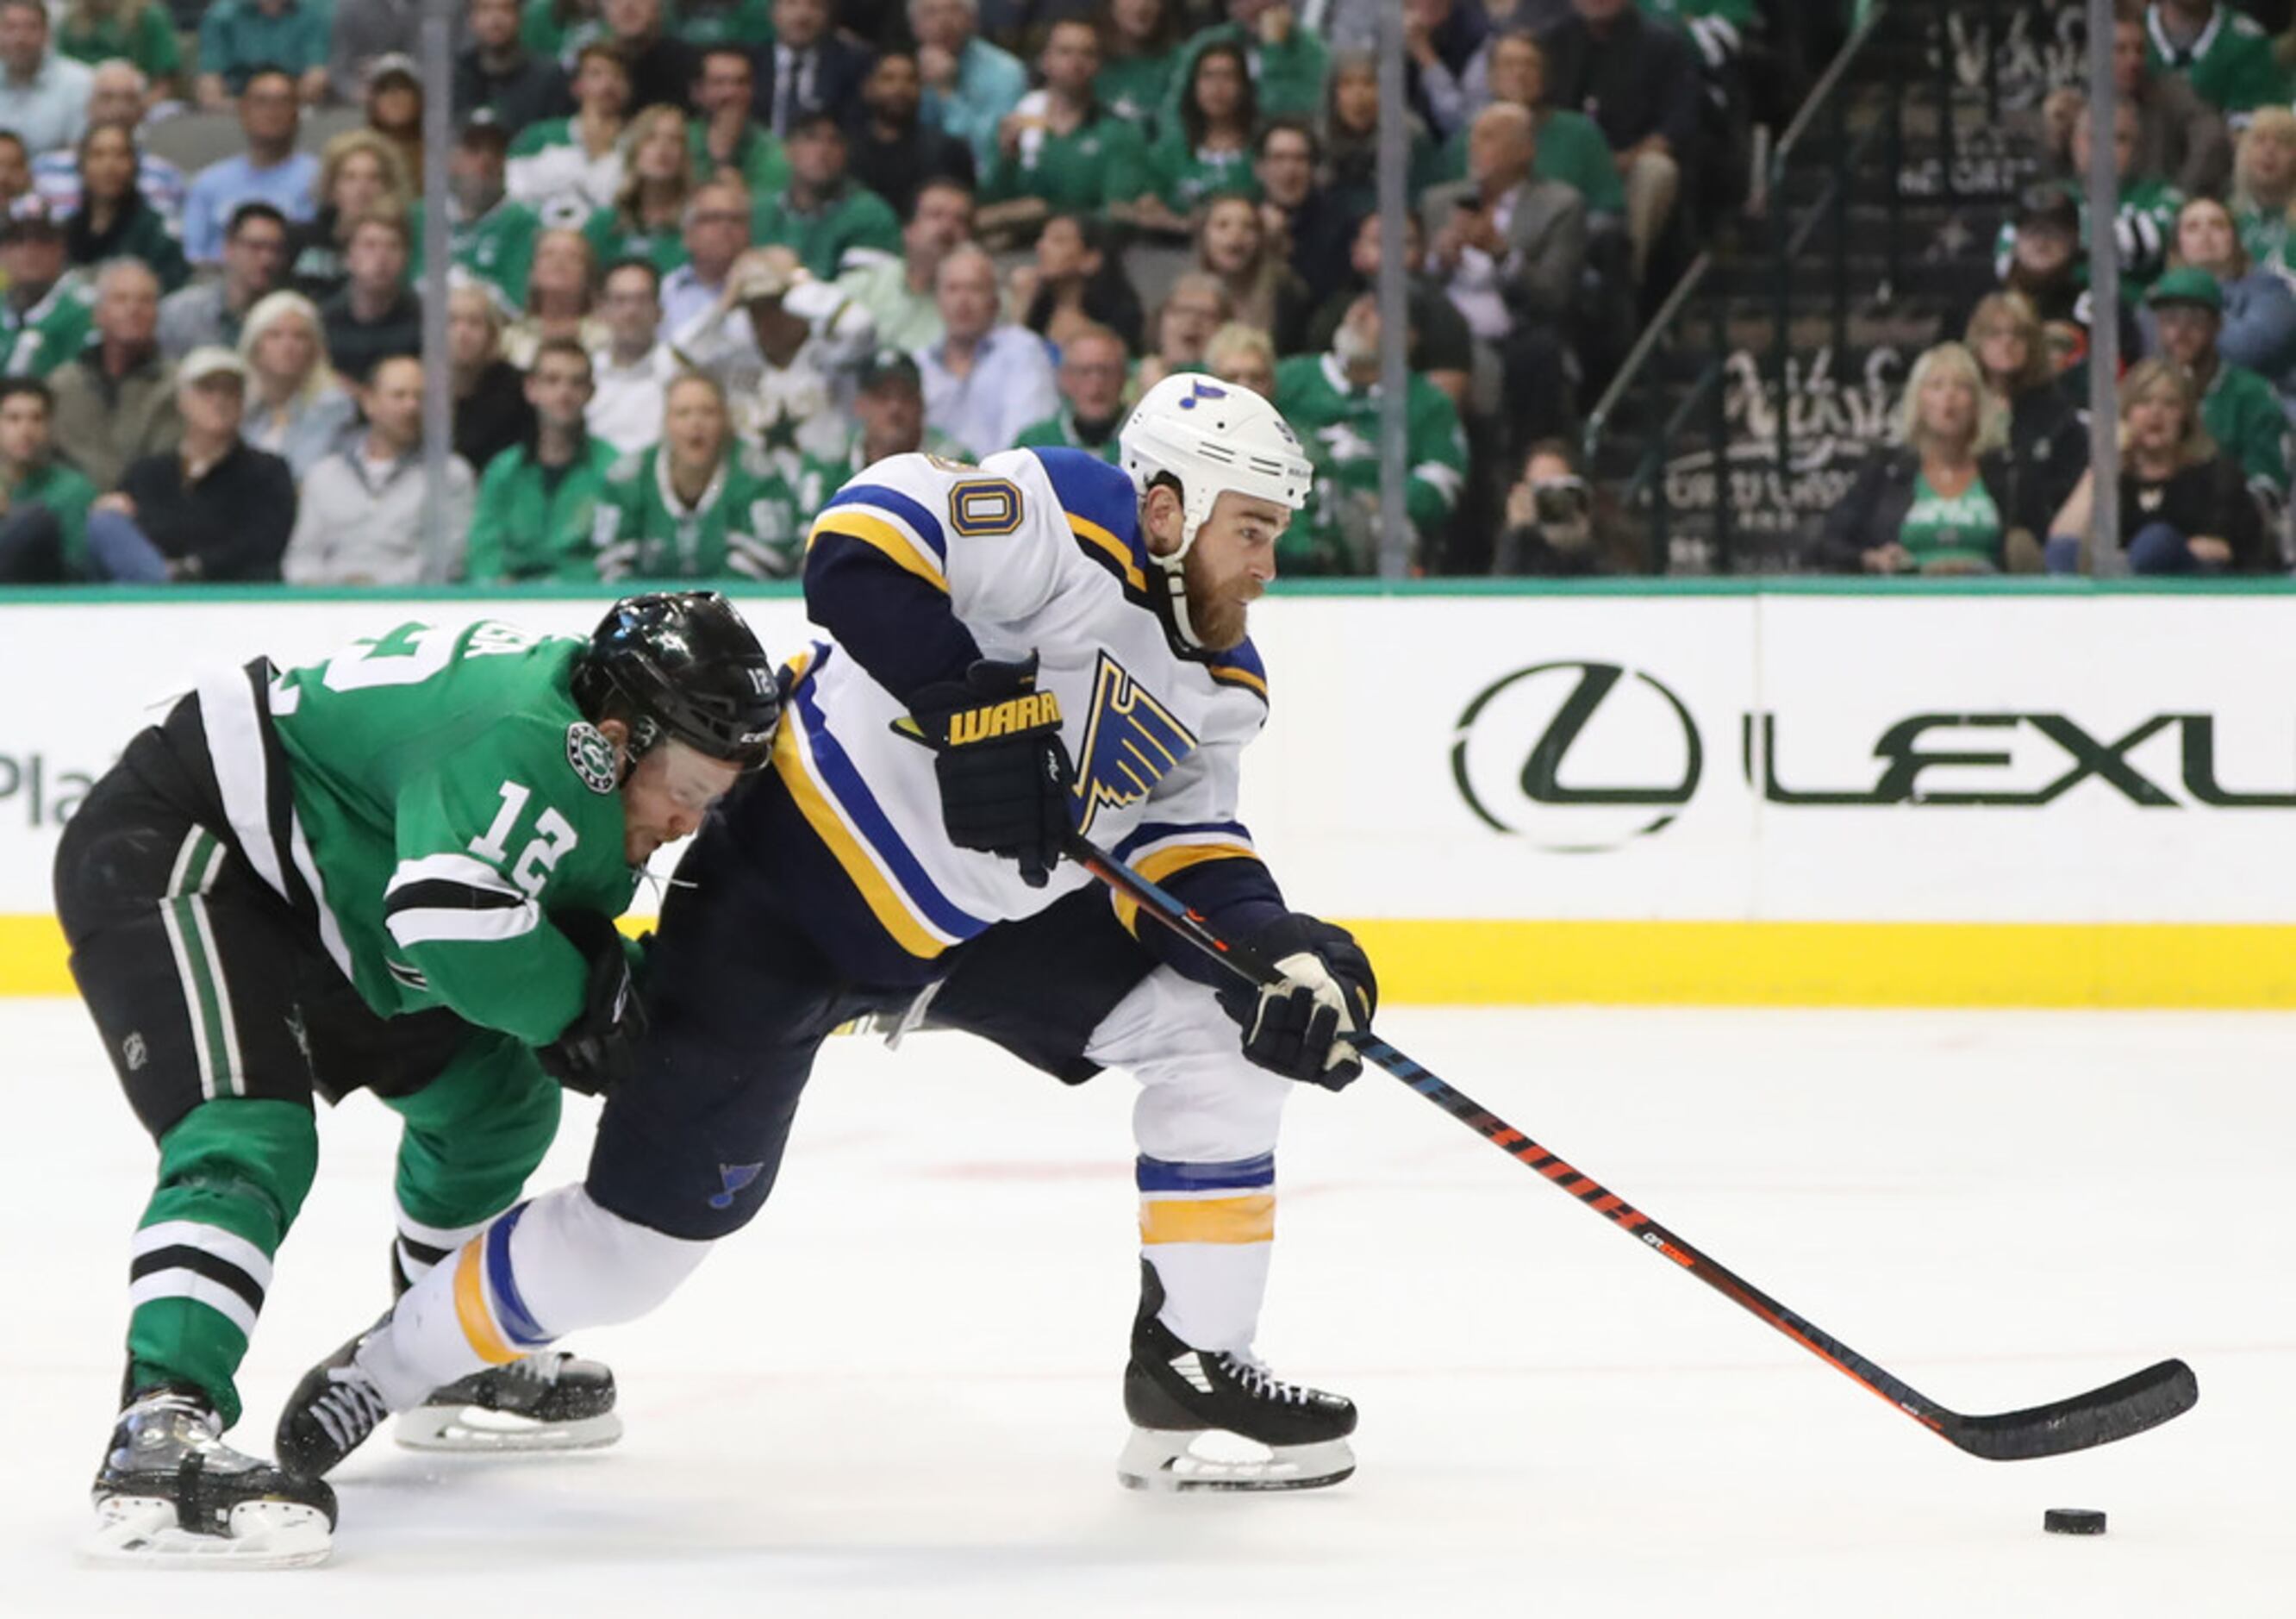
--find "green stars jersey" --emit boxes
[1274,352,1469,574]
[264,619,640,1046]
[467,435,622,583]
[1993,178,2185,289]
[690,120,791,197]
[593,441,804,580]
[1095,48,1176,132]
[7,457,95,574]
[410,196,544,307]
[749,181,904,280]
[2199,360,2289,494]
[1146,130,1257,213]
[982,113,1157,215]
[583,206,690,281]
[0,275,96,378]
[2143,3,2288,115]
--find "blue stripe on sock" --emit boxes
[1135,1153,1275,1193]
[483,1203,551,1350]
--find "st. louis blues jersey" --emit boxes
[746,445,1286,987]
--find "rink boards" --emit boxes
[9,580,2296,1005]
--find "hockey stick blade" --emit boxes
[1937,1357,2198,1461]
[1065,832,2200,1461]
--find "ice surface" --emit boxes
[3,1002,2287,1616]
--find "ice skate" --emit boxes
[1117,1262,1356,1492]
[396,1352,621,1453]
[84,1387,336,1570]
[274,1329,395,1479]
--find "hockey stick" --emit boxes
[1064,832,2197,1461]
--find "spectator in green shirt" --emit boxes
[0,201,95,378]
[57,0,182,101]
[197,0,332,108]
[752,110,904,280]
[2143,0,2288,116]
[521,0,604,64]
[467,336,623,582]
[1432,32,1624,214]
[689,44,791,197]
[2148,265,2289,503]
[585,104,698,280]
[2230,109,2296,279]
[1013,322,1129,461]
[0,374,95,578]
[1164,0,1331,128]
[675,0,773,49]
[1135,40,1257,235]
[593,367,804,579]
[409,119,545,309]
[978,18,1156,243]
[1096,0,1186,135]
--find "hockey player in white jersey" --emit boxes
[277,374,1380,1497]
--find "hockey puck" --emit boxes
[2043,1509,2106,1535]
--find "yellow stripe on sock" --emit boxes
[452,1238,520,1365]
[1139,1194,1276,1245]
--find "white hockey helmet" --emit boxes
[1119,372,1313,646]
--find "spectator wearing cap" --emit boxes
[792,347,959,522]
[2157,195,2296,398]
[1276,291,1469,572]
[320,211,422,385]
[182,66,321,264]
[914,242,1057,459]
[1252,119,1352,309]
[284,353,475,584]
[49,257,178,491]
[690,45,791,199]
[758,0,872,138]
[450,281,536,474]
[329,0,426,104]
[32,62,186,222]
[588,257,678,453]
[410,120,543,308]
[363,53,427,186]
[845,48,976,224]
[1163,0,1332,128]
[457,0,566,128]
[658,177,753,339]
[2046,356,2262,573]
[197,1,331,109]
[2147,265,2288,503]
[0,0,94,155]
[1013,322,1128,463]
[695,247,876,463]
[237,288,356,477]
[63,123,188,292]
[1997,97,2186,295]
[1538,0,1700,282]
[85,345,295,581]
[509,42,632,225]
[2142,0,2286,117]
[598,0,697,116]
[465,334,620,580]
[976,20,1154,245]
[752,112,904,281]
[1993,185,2144,374]
[1423,101,1587,447]
[586,106,698,280]
[0,375,96,578]
[912,0,1027,173]
[56,3,183,103]
[0,201,96,377]
[835,177,970,353]
[285,129,410,303]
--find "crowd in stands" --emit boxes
[4,0,2280,584]
[0,0,1779,584]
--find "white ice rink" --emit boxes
[2,999,2287,1617]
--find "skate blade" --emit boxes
[1116,1428,1355,1493]
[81,1496,333,1570]
[395,1405,623,1453]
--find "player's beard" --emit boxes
[1182,543,1252,651]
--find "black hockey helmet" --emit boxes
[572,591,779,772]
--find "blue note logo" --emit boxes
[1071,653,1197,835]
[710,1163,765,1210]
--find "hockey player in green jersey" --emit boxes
[592,371,804,580]
[59,592,778,1568]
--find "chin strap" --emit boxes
[1154,550,1204,651]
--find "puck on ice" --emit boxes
[2043,1509,2106,1535]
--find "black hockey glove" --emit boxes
[538,910,648,1097]
[908,653,1074,888]
[1215,914,1379,1091]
